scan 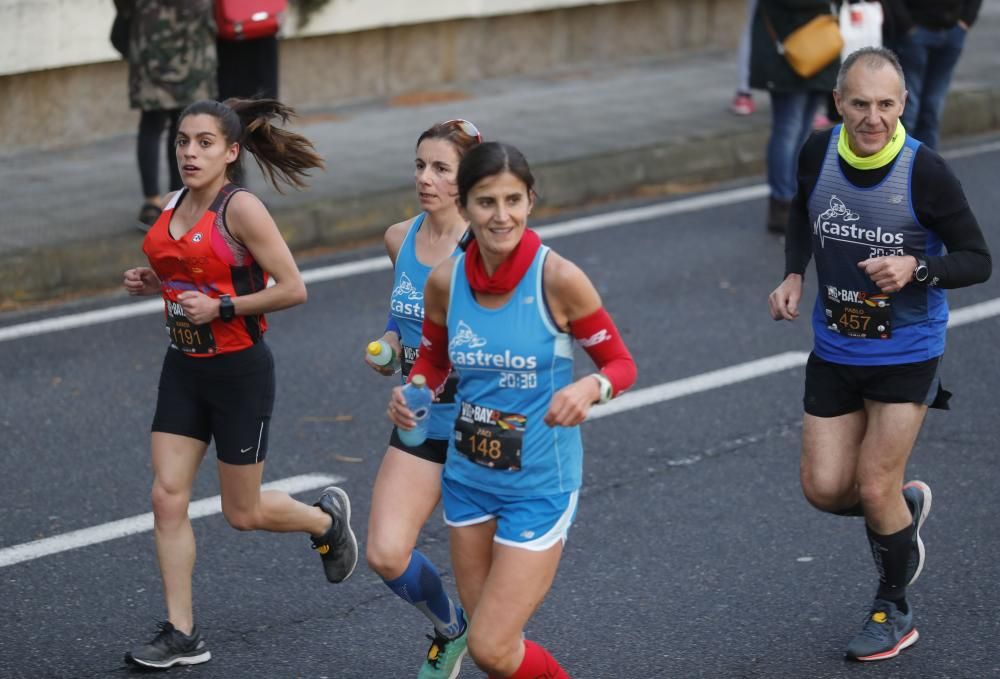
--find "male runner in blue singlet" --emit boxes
[768,47,991,661]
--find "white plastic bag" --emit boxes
[839,1,883,59]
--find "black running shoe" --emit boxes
[311,486,358,583]
[124,621,211,668]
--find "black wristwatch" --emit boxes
[912,258,930,284]
[218,294,236,322]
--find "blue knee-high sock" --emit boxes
[383,549,466,638]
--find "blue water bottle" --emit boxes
[398,374,433,446]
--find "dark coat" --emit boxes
[749,0,840,93]
[880,0,982,43]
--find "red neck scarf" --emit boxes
[464,228,542,294]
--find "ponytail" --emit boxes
[180,98,325,192]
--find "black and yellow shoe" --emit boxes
[311,486,358,583]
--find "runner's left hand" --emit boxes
[177,291,220,325]
[545,378,600,427]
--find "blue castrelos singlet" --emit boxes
[389,213,460,441]
[807,126,947,365]
[444,246,582,496]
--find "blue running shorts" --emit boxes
[441,475,578,551]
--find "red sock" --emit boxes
[490,639,570,679]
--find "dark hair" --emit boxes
[416,119,481,160]
[456,142,535,207]
[836,46,906,97]
[179,98,325,192]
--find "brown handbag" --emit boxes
[763,11,844,79]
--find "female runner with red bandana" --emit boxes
[388,141,637,679]
[121,98,357,670]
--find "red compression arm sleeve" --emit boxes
[569,307,637,397]
[409,316,452,391]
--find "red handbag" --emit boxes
[215,0,287,41]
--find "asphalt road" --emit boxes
[1,137,998,679]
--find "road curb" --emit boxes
[2,84,997,308]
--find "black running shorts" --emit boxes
[803,352,951,418]
[152,343,275,464]
[388,427,448,465]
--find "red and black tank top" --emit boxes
[142,184,269,357]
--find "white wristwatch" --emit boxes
[591,373,614,405]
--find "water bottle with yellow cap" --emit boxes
[367,339,400,373]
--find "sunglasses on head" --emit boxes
[442,118,482,143]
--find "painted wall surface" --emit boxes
[0,0,637,76]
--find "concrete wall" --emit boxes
[0,0,744,155]
[0,0,644,76]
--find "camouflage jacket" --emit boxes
[124,0,218,110]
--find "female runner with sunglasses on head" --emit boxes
[122,98,357,670]
[364,119,482,679]
[388,141,637,678]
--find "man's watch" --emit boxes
[912,258,930,284]
[218,294,236,322]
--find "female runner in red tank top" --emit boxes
[121,98,357,669]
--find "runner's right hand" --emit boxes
[768,274,802,321]
[123,267,161,296]
[364,332,402,376]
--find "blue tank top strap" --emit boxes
[399,212,426,258]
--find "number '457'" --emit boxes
[839,312,870,332]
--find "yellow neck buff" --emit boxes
[838,121,906,170]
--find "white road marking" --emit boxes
[0,473,343,569]
[588,296,1000,421]
[534,185,768,240]
[948,296,1000,327]
[941,139,1000,160]
[0,298,163,343]
[588,351,810,420]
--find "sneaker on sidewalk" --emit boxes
[124,621,211,669]
[812,113,832,129]
[903,480,933,585]
[766,196,792,234]
[418,621,469,679]
[846,599,919,661]
[311,486,358,583]
[136,202,161,233]
[730,92,755,116]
